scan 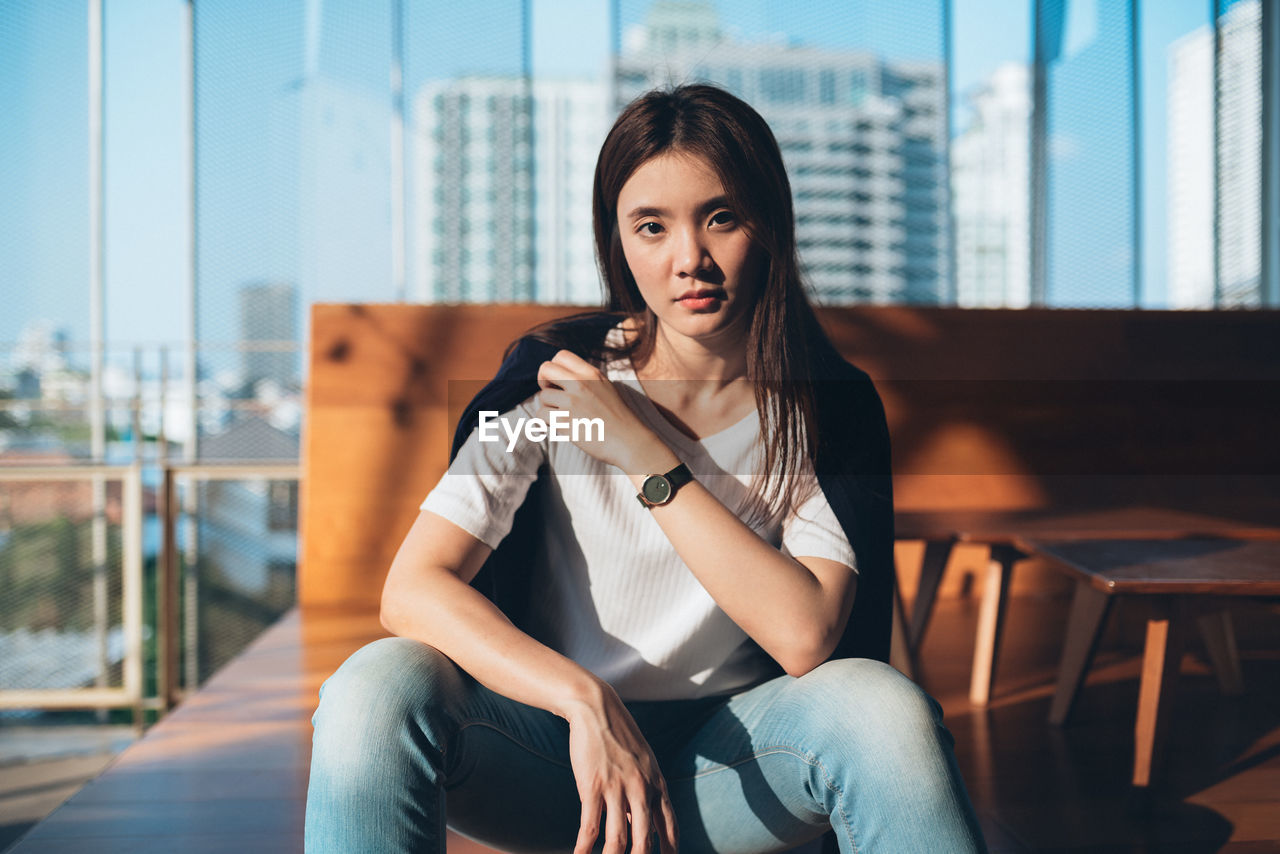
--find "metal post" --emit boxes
[1030,0,1049,306]
[159,466,180,710]
[184,0,201,693]
[1212,0,1223,306]
[157,349,177,710]
[1130,0,1142,307]
[391,0,406,302]
[610,0,621,112]
[88,0,109,716]
[1262,0,1279,307]
[132,347,144,464]
[159,347,169,464]
[122,465,144,726]
[942,0,957,305]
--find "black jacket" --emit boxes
[448,310,895,669]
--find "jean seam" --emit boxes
[453,719,574,771]
[668,743,861,854]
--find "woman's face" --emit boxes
[615,151,766,349]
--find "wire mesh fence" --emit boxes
[0,478,124,692]
[0,466,143,713]
[172,471,298,687]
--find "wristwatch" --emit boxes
[636,463,694,509]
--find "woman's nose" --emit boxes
[672,226,711,276]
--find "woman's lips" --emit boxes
[676,289,724,309]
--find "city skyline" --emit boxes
[0,0,1241,361]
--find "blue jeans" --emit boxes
[305,638,987,853]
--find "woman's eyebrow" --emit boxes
[624,195,730,222]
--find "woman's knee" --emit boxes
[313,636,464,738]
[785,658,946,750]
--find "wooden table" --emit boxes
[896,506,1280,704]
[1020,537,1280,787]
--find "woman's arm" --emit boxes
[381,509,678,854]
[537,351,858,678]
[623,442,857,677]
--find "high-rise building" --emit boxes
[616,0,950,304]
[411,77,609,303]
[410,0,948,306]
[1217,0,1262,307]
[952,63,1031,308]
[1168,0,1262,308]
[1168,25,1214,308]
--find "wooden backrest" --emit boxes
[301,304,1280,607]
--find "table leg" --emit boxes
[1134,599,1186,787]
[1049,581,1113,726]
[907,538,955,652]
[890,573,914,679]
[969,544,1024,705]
[1196,608,1244,696]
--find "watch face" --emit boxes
[642,475,672,504]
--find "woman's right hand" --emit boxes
[565,682,679,854]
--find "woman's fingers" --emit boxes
[628,784,654,854]
[603,791,630,854]
[536,359,573,390]
[539,387,571,411]
[573,796,602,854]
[657,787,679,854]
[551,349,599,375]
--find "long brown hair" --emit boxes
[522,83,843,522]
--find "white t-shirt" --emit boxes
[420,323,856,700]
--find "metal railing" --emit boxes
[0,465,145,715]
[0,461,299,718]
[158,462,300,710]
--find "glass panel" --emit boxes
[1035,0,1138,307]
[1155,1,1216,308]
[527,0,612,304]
[405,1,532,302]
[0,4,90,353]
[193,2,307,460]
[951,0,1032,307]
[176,477,298,686]
[1216,0,1264,306]
[616,0,949,305]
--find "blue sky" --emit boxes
[0,0,1215,353]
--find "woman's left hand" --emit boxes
[535,350,668,473]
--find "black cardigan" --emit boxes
[447,310,895,668]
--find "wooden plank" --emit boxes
[1027,539,1280,596]
[304,305,1280,608]
[1133,600,1185,787]
[969,546,1020,705]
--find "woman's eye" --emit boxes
[638,222,663,236]
[711,211,736,226]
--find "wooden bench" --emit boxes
[17,304,1280,850]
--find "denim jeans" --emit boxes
[305,637,987,854]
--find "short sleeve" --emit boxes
[779,475,857,573]
[419,393,546,549]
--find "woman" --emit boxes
[306,83,986,854]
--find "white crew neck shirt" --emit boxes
[420,322,856,700]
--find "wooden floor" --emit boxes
[9,596,1280,853]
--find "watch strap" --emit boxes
[636,462,693,508]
